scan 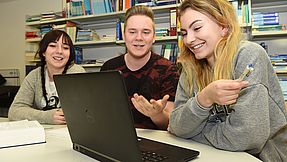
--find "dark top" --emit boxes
[101,52,179,129]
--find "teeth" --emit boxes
[193,43,203,49]
[53,56,63,60]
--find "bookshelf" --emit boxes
[25,3,182,73]
[25,0,254,73]
[251,0,287,101]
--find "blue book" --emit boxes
[116,19,122,41]
[83,0,92,15]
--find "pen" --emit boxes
[238,64,254,81]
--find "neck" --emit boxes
[125,51,151,71]
[46,66,64,82]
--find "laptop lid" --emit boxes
[54,71,199,162]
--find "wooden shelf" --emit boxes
[252,30,287,37]
[74,40,116,46]
[80,63,104,68]
[25,38,41,43]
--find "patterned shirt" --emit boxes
[101,52,179,129]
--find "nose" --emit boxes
[135,31,143,40]
[56,45,63,54]
[185,32,196,45]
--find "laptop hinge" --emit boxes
[74,143,121,162]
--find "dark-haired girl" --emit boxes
[9,30,85,124]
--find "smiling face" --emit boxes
[124,15,155,59]
[44,35,70,71]
[180,8,227,66]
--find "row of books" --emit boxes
[268,53,287,100]
[278,76,287,101]
[251,12,286,33]
[64,0,112,17]
[231,0,251,25]
[160,42,179,63]
[252,12,279,26]
[270,54,287,72]
[62,0,177,18]
[26,12,63,23]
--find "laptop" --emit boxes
[54,71,199,162]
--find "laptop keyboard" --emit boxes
[141,151,168,162]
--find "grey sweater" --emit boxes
[8,64,85,124]
[169,41,287,159]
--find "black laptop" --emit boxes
[54,71,199,162]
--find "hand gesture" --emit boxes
[131,93,169,118]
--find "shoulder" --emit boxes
[234,41,273,81]
[101,55,124,71]
[234,41,270,69]
[151,52,174,65]
[236,41,268,61]
[67,64,86,73]
[150,53,177,72]
[25,67,41,81]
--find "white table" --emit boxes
[0,118,262,162]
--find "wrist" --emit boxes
[196,92,213,108]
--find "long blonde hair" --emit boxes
[178,0,242,96]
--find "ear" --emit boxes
[221,27,229,37]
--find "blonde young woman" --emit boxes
[168,0,287,161]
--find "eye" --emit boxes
[48,43,56,47]
[62,45,70,50]
[194,26,202,31]
[143,30,151,35]
[128,30,136,34]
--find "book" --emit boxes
[169,8,177,36]
[0,120,46,148]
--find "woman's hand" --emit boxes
[197,80,249,107]
[52,108,66,124]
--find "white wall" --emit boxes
[0,0,62,83]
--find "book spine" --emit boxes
[116,19,123,41]
[169,8,177,36]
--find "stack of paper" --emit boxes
[0,120,46,148]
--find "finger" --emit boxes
[161,95,170,104]
[219,80,248,90]
[131,98,147,115]
[224,99,237,105]
[217,94,239,105]
[137,95,154,112]
[133,93,139,99]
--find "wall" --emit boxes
[0,0,61,83]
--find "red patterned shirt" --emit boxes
[101,52,179,129]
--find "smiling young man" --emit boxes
[100,5,179,130]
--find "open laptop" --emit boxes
[54,71,199,162]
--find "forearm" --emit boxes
[8,104,56,124]
[169,97,211,138]
[197,86,271,151]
